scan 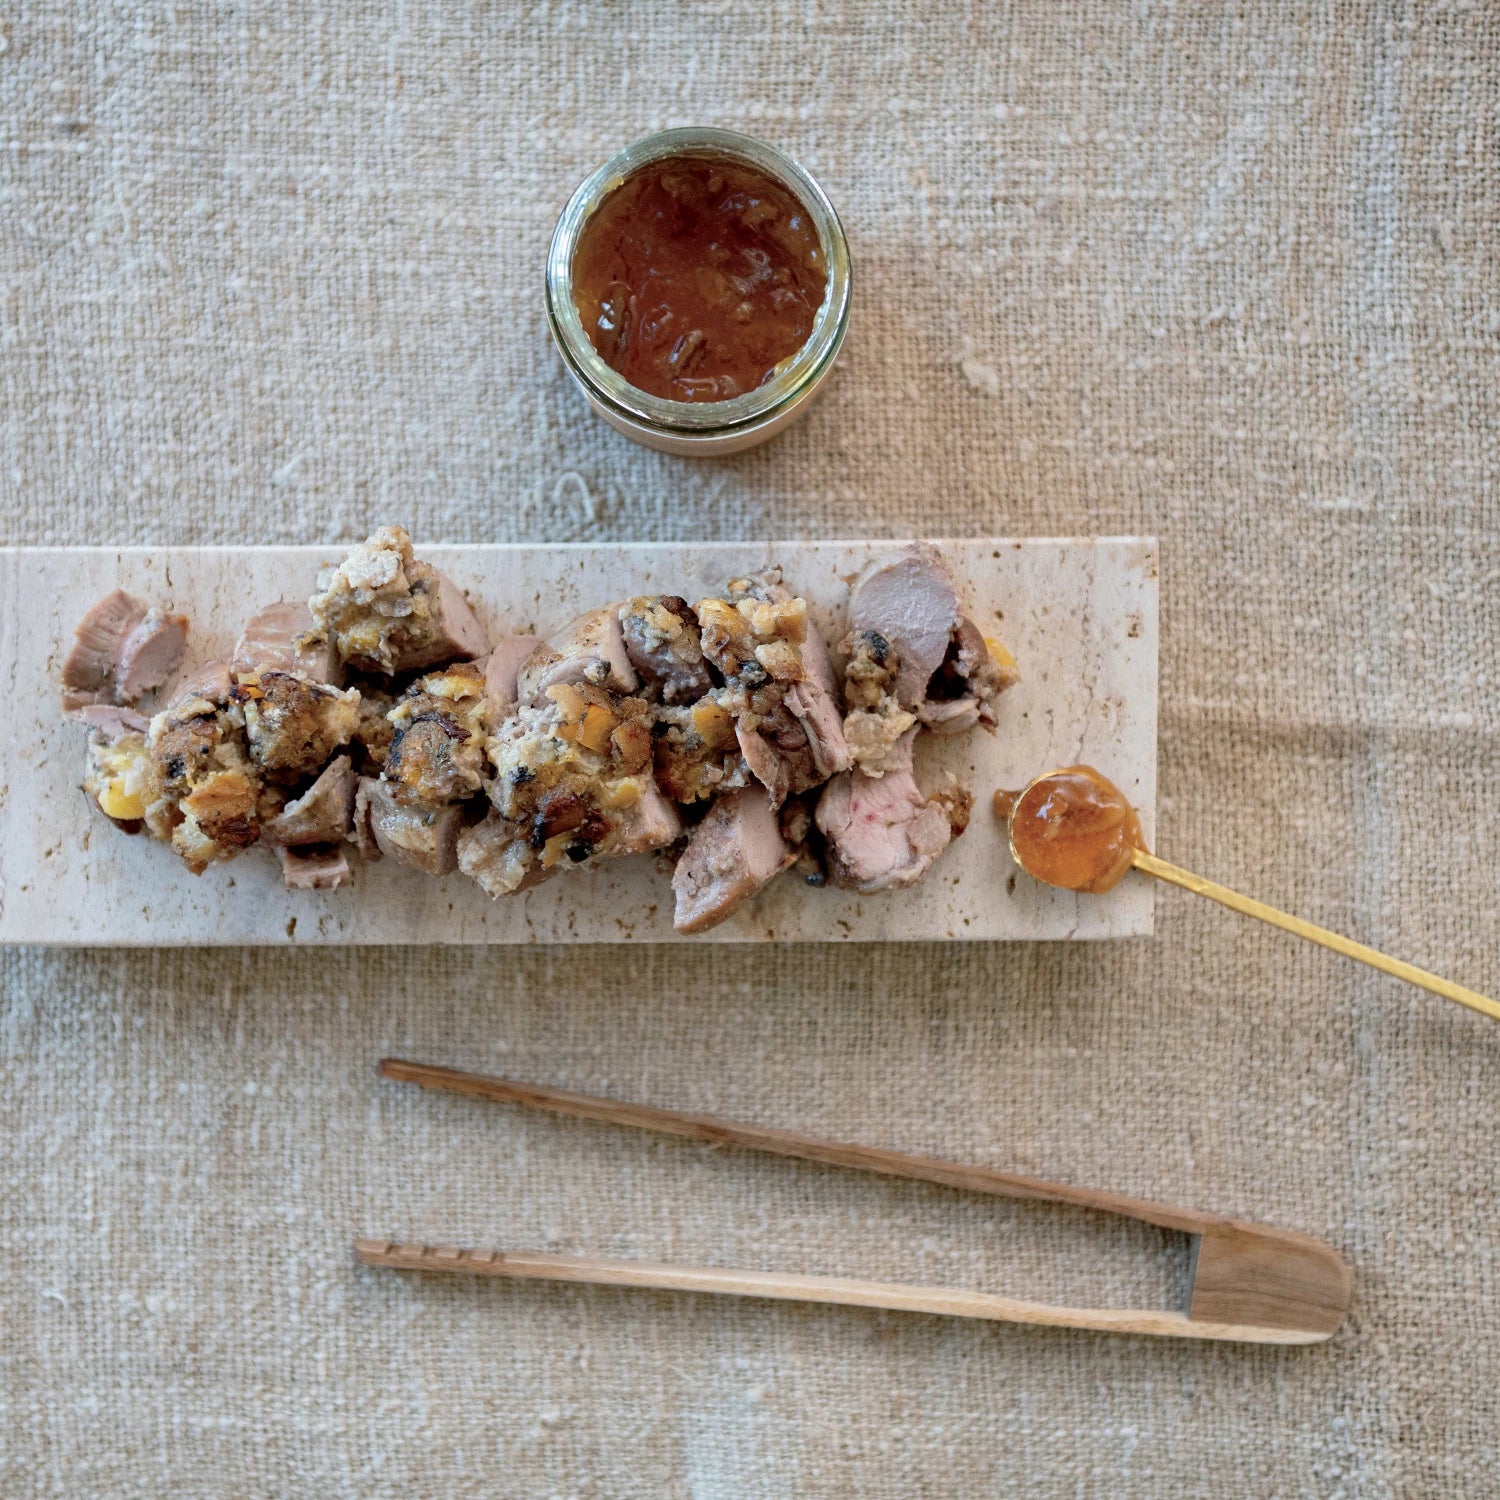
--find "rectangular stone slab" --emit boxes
[0,539,1157,945]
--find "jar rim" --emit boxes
[545,127,852,437]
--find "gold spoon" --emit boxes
[996,766,1500,1025]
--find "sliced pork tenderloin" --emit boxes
[847,546,960,710]
[481,634,543,718]
[263,755,356,846]
[694,568,846,807]
[918,616,1020,732]
[735,707,818,809]
[784,622,850,780]
[457,811,557,897]
[116,611,190,704]
[517,606,638,705]
[234,601,340,684]
[356,777,465,876]
[914,697,982,735]
[672,790,795,934]
[72,704,151,737]
[62,591,145,710]
[460,672,680,899]
[172,659,235,707]
[275,843,353,890]
[608,779,684,855]
[815,730,963,892]
[62,591,189,712]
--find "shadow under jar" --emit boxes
[546,128,852,456]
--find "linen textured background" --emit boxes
[2,4,1497,1495]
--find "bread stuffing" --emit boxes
[61,532,1017,928]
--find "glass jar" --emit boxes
[545,127,852,457]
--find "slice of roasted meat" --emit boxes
[172,659,235,706]
[463,680,680,896]
[355,777,466,876]
[815,730,968,892]
[671,789,795,934]
[73,704,151,738]
[275,843,353,890]
[482,634,543,718]
[262,755,355,846]
[62,590,189,714]
[847,545,959,710]
[516,606,638,705]
[458,810,553,897]
[234,600,339,684]
[839,548,1018,772]
[307,526,489,674]
[918,616,1020,733]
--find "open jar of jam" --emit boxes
[546,128,851,456]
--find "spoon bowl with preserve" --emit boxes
[995,765,1500,1025]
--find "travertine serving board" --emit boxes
[0,539,1157,945]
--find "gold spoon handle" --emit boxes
[1131,849,1500,1024]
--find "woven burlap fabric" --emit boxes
[2,4,1497,1495]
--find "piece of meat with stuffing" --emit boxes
[516,607,638,706]
[672,789,796,935]
[233,601,340,684]
[696,570,808,683]
[847,546,960,710]
[275,843,353,890]
[262,755,355,846]
[695,569,849,806]
[62,590,189,713]
[815,730,967,892]
[465,684,680,897]
[383,661,491,804]
[355,776,466,876]
[232,670,360,783]
[458,774,681,899]
[147,691,266,872]
[735,701,818,809]
[307,526,489,674]
[618,596,713,704]
[918,617,1020,733]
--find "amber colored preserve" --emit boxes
[995,766,1146,894]
[571,155,828,403]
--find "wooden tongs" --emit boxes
[359,1060,1350,1346]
